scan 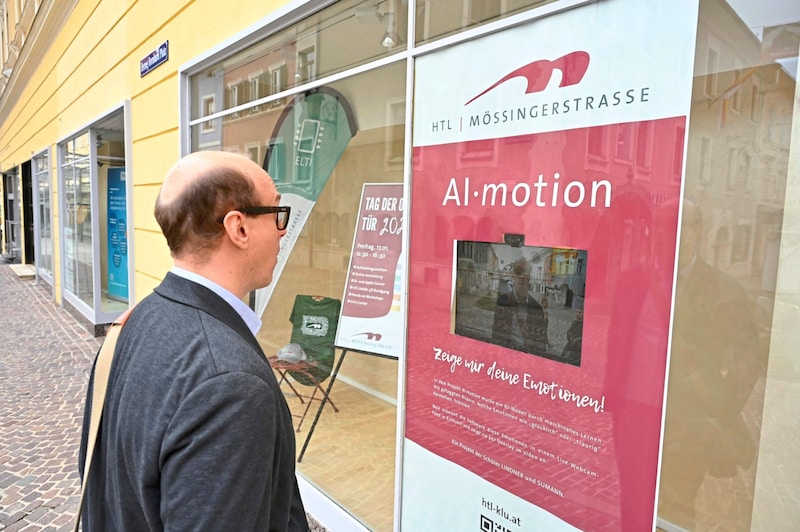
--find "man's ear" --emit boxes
[220,211,250,249]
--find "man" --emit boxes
[78,151,309,531]
[560,309,583,365]
[658,201,763,528]
[605,199,764,529]
[492,257,549,355]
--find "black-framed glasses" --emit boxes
[217,206,291,230]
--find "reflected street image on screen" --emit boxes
[453,240,588,367]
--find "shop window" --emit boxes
[59,110,129,327]
[60,133,93,307]
[191,59,406,531]
[660,7,799,531]
[178,3,800,532]
[416,0,556,45]
[32,150,53,282]
[189,1,409,123]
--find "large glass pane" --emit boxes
[657,0,799,530]
[414,0,557,46]
[34,152,53,276]
[96,123,129,313]
[61,133,93,307]
[192,62,406,532]
[189,0,408,121]
[75,160,93,306]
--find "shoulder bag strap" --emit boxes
[73,307,134,532]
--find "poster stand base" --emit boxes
[298,346,397,462]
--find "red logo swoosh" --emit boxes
[465,51,590,105]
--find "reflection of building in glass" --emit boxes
[549,249,587,310]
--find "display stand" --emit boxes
[298,346,396,463]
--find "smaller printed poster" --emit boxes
[335,183,404,357]
[106,167,128,302]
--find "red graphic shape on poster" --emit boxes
[342,184,403,318]
[406,118,684,531]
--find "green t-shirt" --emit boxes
[288,295,341,385]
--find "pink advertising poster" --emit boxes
[402,1,699,531]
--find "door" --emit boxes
[22,161,34,264]
[2,170,20,262]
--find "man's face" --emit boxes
[513,266,530,299]
[247,169,287,290]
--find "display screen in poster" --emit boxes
[336,183,404,357]
[402,0,699,530]
[453,242,587,367]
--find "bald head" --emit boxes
[159,151,261,205]
[154,151,271,260]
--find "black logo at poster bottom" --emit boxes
[480,514,512,532]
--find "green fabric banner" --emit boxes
[255,87,358,317]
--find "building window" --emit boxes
[227,82,240,116]
[248,71,265,111]
[704,46,719,97]
[587,127,605,159]
[615,123,634,161]
[250,75,259,102]
[636,121,652,169]
[296,47,315,83]
[201,96,215,132]
[269,63,287,108]
[749,82,761,122]
[727,148,750,190]
[698,136,712,186]
[731,65,743,113]
[731,224,750,264]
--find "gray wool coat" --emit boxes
[78,273,309,531]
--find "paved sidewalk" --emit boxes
[0,264,101,531]
[0,264,329,532]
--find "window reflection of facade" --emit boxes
[33,151,53,280]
